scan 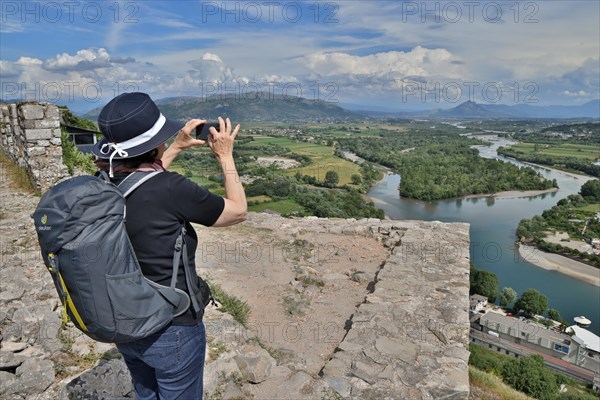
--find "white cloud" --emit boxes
[151,17,195,29]
[0,60,22,77]
[187,53,241,84]
[563,90,589,97]
[15,57,43,66]
[42,49,112,72]
[299,46,459,79]
[0,20,24,34]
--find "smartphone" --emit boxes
[195,122,220,140]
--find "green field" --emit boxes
[248,198,305,214]
[509,143,600,161]
[251,135,362,185]
[578,203,600,212]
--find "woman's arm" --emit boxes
[209,117,247,227]
[161,117,247,227]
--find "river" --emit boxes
[367,135,600,334]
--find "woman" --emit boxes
[92,92,247,399]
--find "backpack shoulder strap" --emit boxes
[117,171,163,198]
[171,223,202,314]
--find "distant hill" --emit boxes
[427,101,510,119]
[82,96,600,122]
[396,99,600,119]
[82,93,361,123]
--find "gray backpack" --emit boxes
[32,171,208,343]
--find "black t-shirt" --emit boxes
[112,171,225,325]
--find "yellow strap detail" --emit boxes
[60,303,69,327]
[57,273,88,332]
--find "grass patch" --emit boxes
[61,129,96,174]
[509,143,600,161]
[469,366,535,400]
[321,387,343,400]
[208,340,228,362]
[53,327,121,380]
[576,203,600,212]
[299,275,325,288]
[282,291,311,316]
[247,194,272,203]
[0,150,39,195]
[206,279,251,326]
[248,198,305,215]
[469,343,597,400]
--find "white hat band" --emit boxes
[114,114,167,150]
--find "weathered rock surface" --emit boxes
[320,219,471,399]
[59,359,134,399]
[234,344,276,383]
[201,214,471,399]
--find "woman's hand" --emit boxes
[208,117,247,227]
[171,119,208,151]
[161,119,207,169]
[207,117,240,161]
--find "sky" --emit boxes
[0,0,599,113]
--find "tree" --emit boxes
[514,289,548,316]
[351,174,362,185]
[470,265,499,303]
[499,287,517,307]
[501,355,558,400]
[547,308,561,322]
[580,179,600,200]
[324,170,339,187]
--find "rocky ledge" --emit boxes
[1,177,470,399]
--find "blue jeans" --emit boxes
[117,322,206,400]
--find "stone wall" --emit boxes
[0,102,69,192]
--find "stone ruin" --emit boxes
[0,102,69,193]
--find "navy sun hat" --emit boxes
[92,92,184,165]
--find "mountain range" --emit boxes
[82,94,358,123]
[76,96,599,122]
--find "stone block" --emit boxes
[337,339,363,353]
[44,105,59,119]
[50,138,62,146]
[0,351,26,370]
[23,119,60,129]
[27,147,45,156]
[19,104,44,120]
[51,128,61,138]
[24,129,52,141]
[37,140,50,147]
[375,336,420,364]
[325,377,351,398]
[8,104,17,118]
[234,345,275,384]
[321,356,349,377]
[63,359,133,399]
[11,358,55,396]
[48,148,64,157]
[221,381,244,400]
[285,371,313,394]
[0,342,27,353]
[0,371,17,397]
